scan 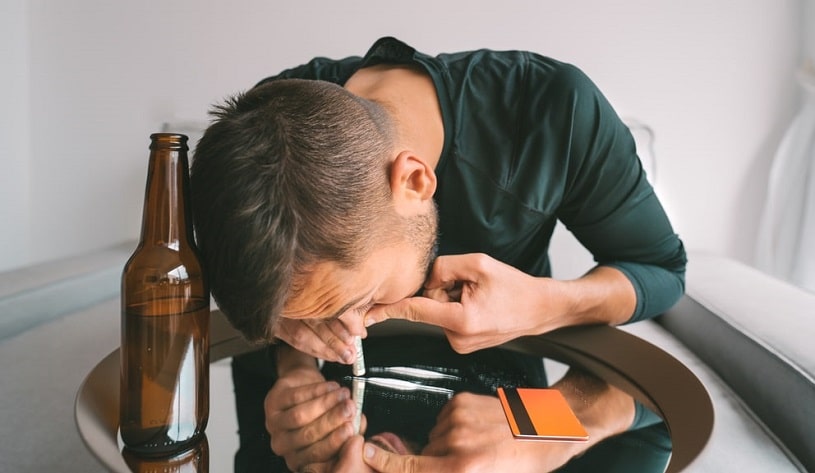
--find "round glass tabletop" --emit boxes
[75,311,712,472]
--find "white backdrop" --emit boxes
[755,78,815,293]
[0,0,802,273]
[755,0,815,293]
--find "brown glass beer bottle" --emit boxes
[120,133,210,455]
[122,435,210,473]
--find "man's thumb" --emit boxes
[363,442,421,473]
[364,297,455,328]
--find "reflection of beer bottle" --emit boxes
[120,133,210,455]
[122,435,209,473]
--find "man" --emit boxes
[191,37,685,472]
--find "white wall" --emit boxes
[1,0,802,272]
[1,0,31,271]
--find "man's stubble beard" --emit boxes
[410,201,440,287]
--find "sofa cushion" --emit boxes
[657,251,815,471]
[621,320,803,472]
[0,298,120,472]
[0,242,134,341]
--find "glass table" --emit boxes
[75,311,713,472]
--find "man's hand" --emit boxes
[362,392,583,473]
[364,253,635,353]
[329,435,378,472]
[264,361,363,471]
[363,370,636,473]
[274,317,360,363]
[295,435,377,473]
[364,253,568,353]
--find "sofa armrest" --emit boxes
[658,251,815,471]
[0,242,135,341]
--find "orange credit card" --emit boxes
[497,387,589,442]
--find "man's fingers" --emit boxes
[363,442,439,473]
[332,435,368,472]
[364,296,465,331]
[275,319,332,360]
[269,386,352,432]
[275,318,354,363]
[423,253,490,289]
[305,319,356,364]
[283,422,356,472]
[265,380,342,412]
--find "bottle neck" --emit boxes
[139,134,193,249]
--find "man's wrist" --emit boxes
[555,265,636,328]
[553,369,636,445]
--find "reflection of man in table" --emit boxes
[190,37,686,472]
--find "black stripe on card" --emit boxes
[502,387,536,436]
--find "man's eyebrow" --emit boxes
[323,295,365,321]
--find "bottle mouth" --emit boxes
[150,133,189,151]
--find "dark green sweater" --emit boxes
[258,37,686,322]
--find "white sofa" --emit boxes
[622,252,813,471]
[0,245,812,471]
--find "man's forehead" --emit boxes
[283,291,365,320]
[282,263,368,320]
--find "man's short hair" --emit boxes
[191,79,396,342]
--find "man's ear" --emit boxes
[389,151,437,214]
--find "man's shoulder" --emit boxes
[435,47,593,98]
[255,55,363,88]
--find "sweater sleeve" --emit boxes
[547,65,687,322]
